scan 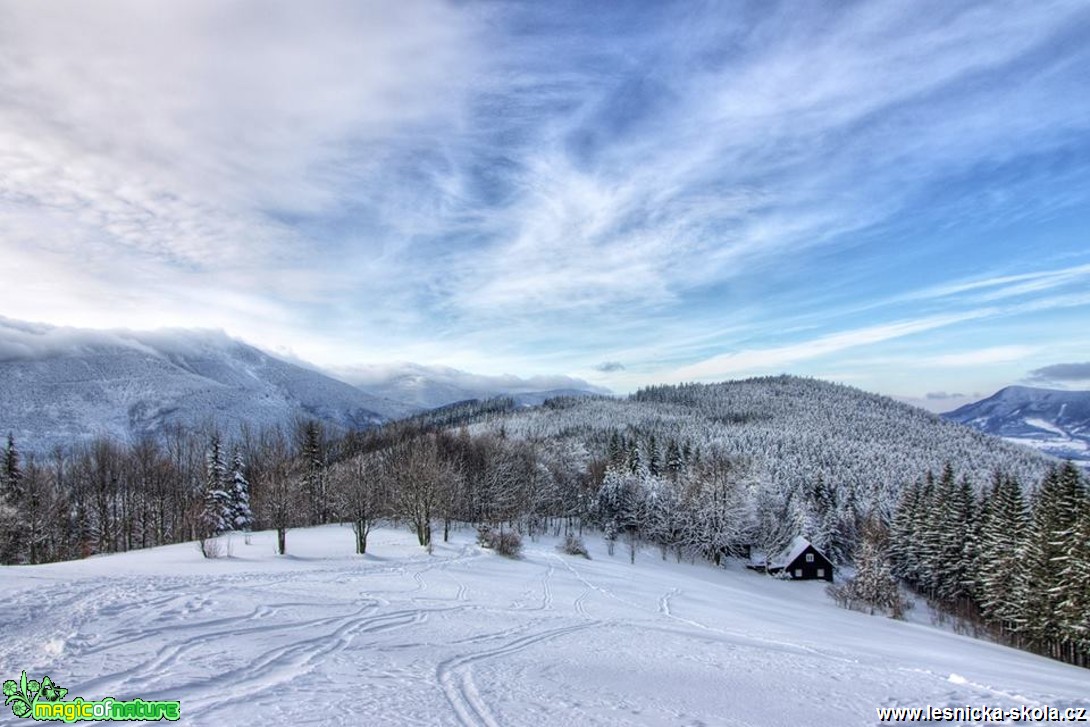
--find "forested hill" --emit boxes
[435,376,1055,505]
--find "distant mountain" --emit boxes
[942,385,1090,465]
[0,319,413,453]
[338,362,609,410]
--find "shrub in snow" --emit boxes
[197,536,223,559]
[476,524,494,548]
[492,531,523,558]
[477,526,523,558]
[558,534,590,559]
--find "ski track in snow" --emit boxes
[2,526,1088,727]
[436,622,598,727]
[658,588,679,616]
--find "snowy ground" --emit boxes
[2,526,1087,726]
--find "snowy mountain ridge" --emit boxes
[942,385,1090,466]
[0,319,608,453]
[0,319,412,452]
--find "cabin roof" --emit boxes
[770,536,826,569]
[748,536,832,570]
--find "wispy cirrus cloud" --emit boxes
[1,0,1089,396]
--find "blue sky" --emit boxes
[1,0,1089,408]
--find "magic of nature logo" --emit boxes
[4,671,180,722]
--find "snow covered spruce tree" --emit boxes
[198,434,232,557]
[1057,491,1090,667]
[976,474,1029,640]
[1023,462,1087,661]
[297,420,329,526]
[888,478,921,584]
[228,449,254,540]
[594,465,641,557]
[0,433,25,564]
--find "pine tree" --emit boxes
[804,475,838,557]
[2,433,22,500]
[627,437,642,475]
[1056,482,1090,665]
[595,466,642,555]
[935,473,974,603]
[607,431,625,467]
[0,434,26,564]
[0,496,21,564]
[665,439,682,480]
[199,435,231,546]
[642,474,679,559]
[1024,464,1083,658]
[913,469,942,597]
[646,435,661,477]
[888,479,921,584]
[228,449,254,533]
[977,474,1029,636]
[300,421,327,526]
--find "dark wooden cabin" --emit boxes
[748,536,834,582]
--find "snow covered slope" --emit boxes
[1,525,1086,726]
[943,386,1090,465]
[0,319,412,452]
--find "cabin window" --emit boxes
[794,568,802,578]
[817,568,824,578]
[806,553,814,563]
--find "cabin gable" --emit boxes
[782,544,833,581]
[747,536,834,581]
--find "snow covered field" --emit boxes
[2,526,1087,726]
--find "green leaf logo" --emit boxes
[39,676,66,702]
[3,671,68,719]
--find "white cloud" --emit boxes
[1,0,1088,394]
[670,312,987,382]
[0,315,239,362]
[926,346,1039,367]
[329,361,608,408]
[0,0,480,347]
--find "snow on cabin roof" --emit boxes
[769,536,814,570]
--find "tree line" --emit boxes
[0,421,596,563]
[0,419,817,567]
[883,461,1089,667]
[1,411,1086,670]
